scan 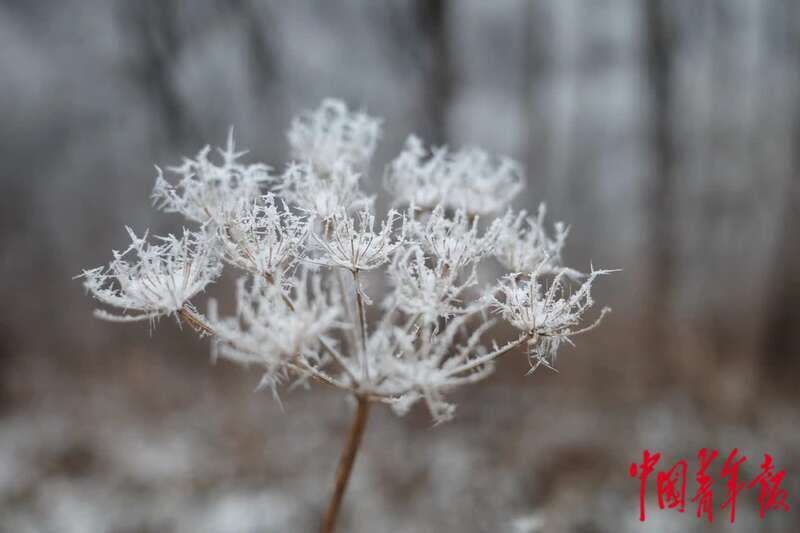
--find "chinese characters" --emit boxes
[629,449,790,523]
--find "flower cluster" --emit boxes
[217,193,307,284]
[494,204,579,277]
[207,272,344,396]
[152,129,270,224]
[278,160,373,219]
[385,135,523,215]
[491,266,612,372]
[81,227,221,323]
[288,98,381,173]
[81,99,611,423]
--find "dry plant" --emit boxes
[80,99,612,532]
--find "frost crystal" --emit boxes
[388,246,473,324]
[218,193,308,284]
[415,205,500,271]
[152,129,271,224]
[81,228,221,323]
[288,98,381,173]
[491,267,612,371]
[278,160,373,219]
[494,204,579,277]
[312,208,404,272]
[386,135,523,215]
[208,272,342,380]
[81,98,612,424]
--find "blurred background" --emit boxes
[1,1,799,531]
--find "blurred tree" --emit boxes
[644,0,677,378]
[119,0,195,148]
[228,0,278,94]
[370,0,453,144]
[762,0,800,389]
[414,0,452,144]
[521,0,554,194]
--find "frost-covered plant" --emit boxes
[79,99,612,533]
[81,227,222,324]
[288,98,381,174]
[278,160,373,219]
[217,193,308,284]
[385,134,523,214]
[152,130,270,224]
[494,203,581,278]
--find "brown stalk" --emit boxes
[352,270,370,381]
[320,395,371,533]
[177,307,214,336]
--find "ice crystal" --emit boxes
[414,205,500,272]
[278,160,373,219]
[491,266,612,371]
[312,208,404,272]
[217,193,308,285]
[152,129,271,224]
[287,98,381,174]
[494,204,580,277]
[81,227,221,323]
[388,245,474,324]
[207,271,342,384]
[385,135,523,215]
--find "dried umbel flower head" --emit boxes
[494,204,580,278]
[385,135,523,215]
[81,97,613,531]
[152,129,271,224]
[278,160,373,219]
[414,205,500,271]
[207,271,343,383]
[81,227,221,323]
[388,245,473,324]
[82,97,612,423]
[217,193,308,284]
[288,98,381,174]
[312,208,405,273]
[491,266,613,372]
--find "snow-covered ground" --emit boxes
[1,355,797,533]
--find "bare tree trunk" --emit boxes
[415,0,452,144]
[120,0,194,148]
[763,175,800,385]
[762,0,800,389]
[643,0,676,378]
[521,1,553,196]
[228,0,278,93]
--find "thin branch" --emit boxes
[333,267,360,355]
[177,306,215,336]
[317,341,358,383]
[352,269,370,381]
[444,332,531,377]
[181,303,356,392]
[261,269,357,382]
[566,307,612,337]
[288,361,350,392]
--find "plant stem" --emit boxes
[320,395,371,533]
[352,270,370,381]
